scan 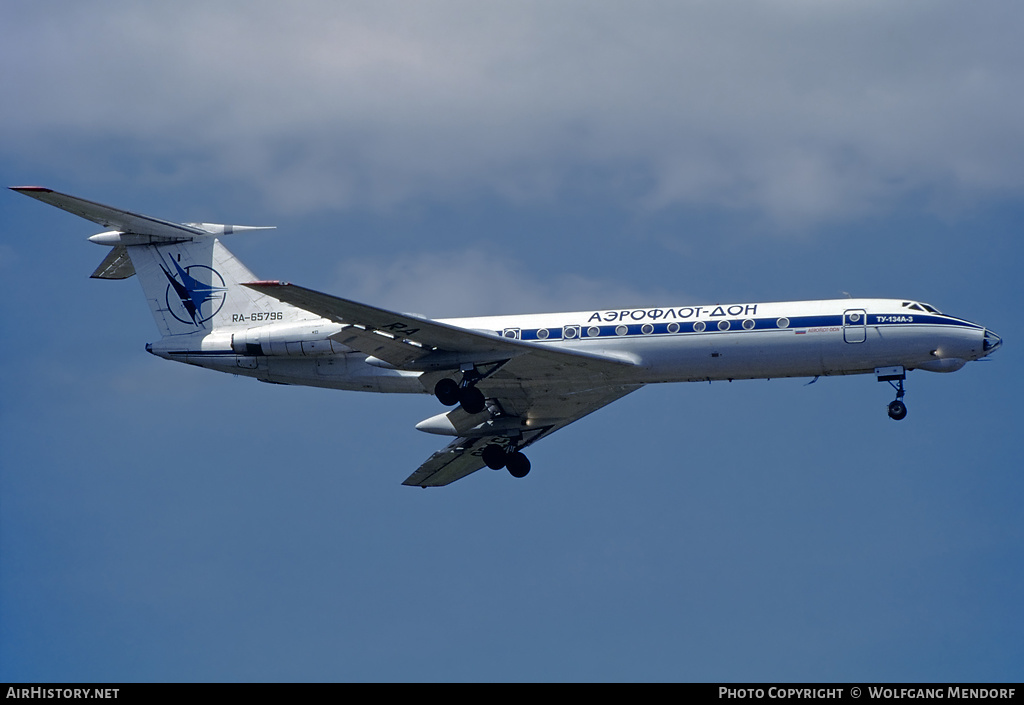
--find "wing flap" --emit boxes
[403,435,494,487]
[328,325,428,368]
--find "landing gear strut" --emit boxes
[877,366,908,421]
[481,442,531,479]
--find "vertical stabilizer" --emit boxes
[125,238,315,337]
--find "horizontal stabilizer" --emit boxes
[10,187,274,242]
[90,245,136,280]
[12,186,208,239]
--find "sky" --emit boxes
[1,1,1022,683]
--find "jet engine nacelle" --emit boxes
[231,322,348,357]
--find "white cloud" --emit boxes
[332,249,684,318]
[4,1,1024,224]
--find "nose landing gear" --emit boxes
[887,397,908,421]
[877,366,908,421]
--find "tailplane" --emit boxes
[11,187,314,338]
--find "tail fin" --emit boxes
[11,186,315,338]
[126,237,319,337]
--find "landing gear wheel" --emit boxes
[482,444,507,470]
[505,451,531,478]
[434,378,460,406]
[458,386,486,414]
[888,399,908,421]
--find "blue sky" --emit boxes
[2,1,1021,682]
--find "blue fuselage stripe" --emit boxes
[514,314,980,342]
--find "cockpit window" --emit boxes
[902,301,941,314]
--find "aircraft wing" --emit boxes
[245,281,646,486]
[403,383,642,487]
[243,281,640,376]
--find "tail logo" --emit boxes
[160,257,228,326]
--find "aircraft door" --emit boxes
[843,309,867,343]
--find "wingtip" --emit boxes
[10,186,53,193]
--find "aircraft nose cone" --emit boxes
[983,329,1003,354]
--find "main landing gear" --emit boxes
[481,442,531,479]
[433,377,486,414]
[433,365,532,479]
[877,366,908,421]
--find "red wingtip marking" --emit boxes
[10,186,53,192]
[245,280,288,287]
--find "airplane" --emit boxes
[12,186,1004,487]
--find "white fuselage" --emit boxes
[150,297,999,393]
[14,186,1004,485]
